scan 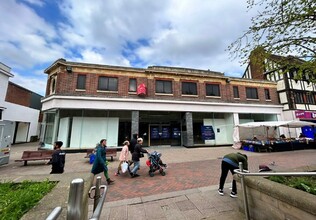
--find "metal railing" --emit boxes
[45,176,107,220]
[235,162,316,220]
[46,207,62,220]
[88,176,107,220]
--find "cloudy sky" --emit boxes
[0,0,257,96]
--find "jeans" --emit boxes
[219,160,238,193]
[131,161,140,174]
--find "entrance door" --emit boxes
[149,124,181,146]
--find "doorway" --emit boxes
[149,124,181,146]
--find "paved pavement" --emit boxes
[1,142,316,219]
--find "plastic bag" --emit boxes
[121,161,128,173]
[89,154,95,164]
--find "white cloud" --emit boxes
[22,0,45,7]
[0,0,258,96]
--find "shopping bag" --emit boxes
[121,161,128,173]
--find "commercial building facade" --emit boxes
[41,59,283,148]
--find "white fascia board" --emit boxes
[41,95,283,114]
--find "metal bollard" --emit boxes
[94,176,101,211]
[67,178,84,220]
[239,162,250,220]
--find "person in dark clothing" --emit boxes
[130,137,148,178]
[218,152,248,198]
[129,133,138,154]
[91,139,115,185]
[50,141,66,174]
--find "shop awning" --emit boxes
[236,120,316,128]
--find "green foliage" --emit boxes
[268,175,316,195]
[229,0,316,78]
[0,180,57,220]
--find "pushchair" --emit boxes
[146,151,167,177]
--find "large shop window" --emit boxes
[182,82,197,95]
[129,78,137,92]
[156,80,172,94]
[246,87,258,99]
[76,74,86,90]
[98,76,118,91]
[206,84,220,97]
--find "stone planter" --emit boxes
[235,165,316,220]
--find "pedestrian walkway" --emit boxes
[2,142,316,219]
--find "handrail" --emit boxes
[234,170,316,177]
[235,162,316,220]
[46,206,62,220]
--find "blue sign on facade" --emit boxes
[172,127,180,139]
[201,125,215,140]
[151,127,159,139]
[161,127,170,139]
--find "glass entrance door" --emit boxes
[149,124,181,146]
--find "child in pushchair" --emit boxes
[146,151,167,177]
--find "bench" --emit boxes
[84,148,117,161]
[15,150,54,166]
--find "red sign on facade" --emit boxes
[137,83,147,97]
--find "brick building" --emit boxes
[41,59,283,148]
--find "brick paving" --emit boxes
[2,142,316,219]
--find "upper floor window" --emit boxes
[264,88,271,100]
[129,78,137,92]
[206,84,220,97]
[50,75,57,94]
[182,82,197,95]
[98,76,118,91]
[156,80,172,94]
[246,87,258,99]
[233,86,239,98]
[76,74,86,90]
[306,93,315,104]
[294,92,304,104]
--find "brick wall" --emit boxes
[5,82,31,107]
[45,63,279,106]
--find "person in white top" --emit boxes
[115,140,130,176]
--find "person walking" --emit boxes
[50,141,66,174]
[130,137,148,178]
[129,133,138,154]
[91,139,115,185]
[115,140,130,176]
[218,152,248,198]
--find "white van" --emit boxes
[0,121,13,166]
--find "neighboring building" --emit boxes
[40,59,283,149]
[0,62,43,144]
[243,48,316,138]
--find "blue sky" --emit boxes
[1,0,256,96]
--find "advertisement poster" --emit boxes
[151,127,159,139]
[201,125,215,140]
[172,127,180,139]
[161,127,170,139]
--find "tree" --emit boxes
[229,0,316,78]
